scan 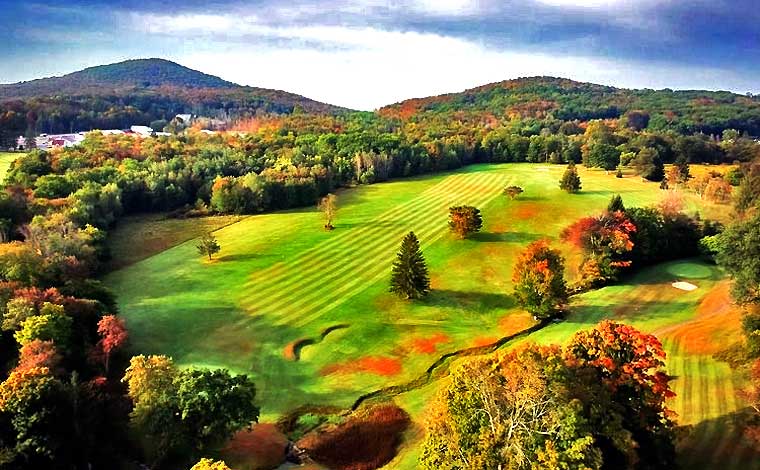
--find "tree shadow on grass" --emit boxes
[676,408,760,468]
[511,195,546,202]
[471,231,543,244]
[564,299,695,325]
[216,253,262,263]
[425,289,516,310]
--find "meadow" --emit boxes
[0,152,21,179]
[103,163,755,468]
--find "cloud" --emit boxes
[128,13,758,110]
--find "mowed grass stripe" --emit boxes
[287,176,512,327]
[241,172,501,314]
[243,173,470,283]
[242,172,506,320]
[274,172,510,327]
[240,172,498,306]
[237,173,468,287]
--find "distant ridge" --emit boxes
[0,58,237,98]
[0,59,347,145]
[379,76,760,136]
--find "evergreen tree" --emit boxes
[607,194,625,213]
[559,162,582,193]
[390,232,430,299]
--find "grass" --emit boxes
[0,152,22,180]
[104,213,244,270]
[103,163,751,467]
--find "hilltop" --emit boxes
[0,59,346,146]
[0,59,237,97]
[380,76,760,136]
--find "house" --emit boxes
[175,114,194,124]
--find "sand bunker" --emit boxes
[672,281,698,291]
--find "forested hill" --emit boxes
[0,59,238,97]
[379,76,760,136]
[0,59,346,146]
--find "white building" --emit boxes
[130,125,155,137]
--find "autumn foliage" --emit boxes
[420,322,677,470]
[512,240,568,319]
[298,404,410,470]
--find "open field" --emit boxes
[0,152,21,179]
[105,213,244,270]
[103,163,750,468]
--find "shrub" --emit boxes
[298,404,410,470]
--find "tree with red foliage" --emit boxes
[566,321,676,467]
[96,315,128,375]
[17,339,62,374]
[512,240,568,320]
[561,211,637,285]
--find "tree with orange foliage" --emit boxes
[96,315,128,375]
[561,210,636,284]
[566,321,676,467]
[448,205,483,239]
[17,339,62,374]
[512,240,568,319]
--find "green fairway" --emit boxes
[103,163,752,468]
[0,152,21,180]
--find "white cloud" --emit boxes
[130,12,757,110]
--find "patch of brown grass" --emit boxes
[472,336,499,347]
[514,202,541,220]
[320,356,403,377]
[297,404,410,470]
[657,281,743,355]
[410,333,450,354]
[222,423,288,470]
[498,311,535,336]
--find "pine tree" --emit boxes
[607,194,625,213]
[390,232,430,300]
[559,162,582,193]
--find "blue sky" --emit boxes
[0,0,758,110]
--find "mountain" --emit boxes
[379,76,760,136]
[0,59,346,146]
[0,59,238,98]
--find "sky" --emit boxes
[0,0,758,110]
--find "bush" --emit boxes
[298,404,410,470]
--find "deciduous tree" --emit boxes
[191,459,232,470]
[317,193,338,230]
[196,232,220,261]
[716,213,760,305]
[512,240,568,319]
[96,315,128,374]
[503,185,524,200]
[448,205,483,239]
